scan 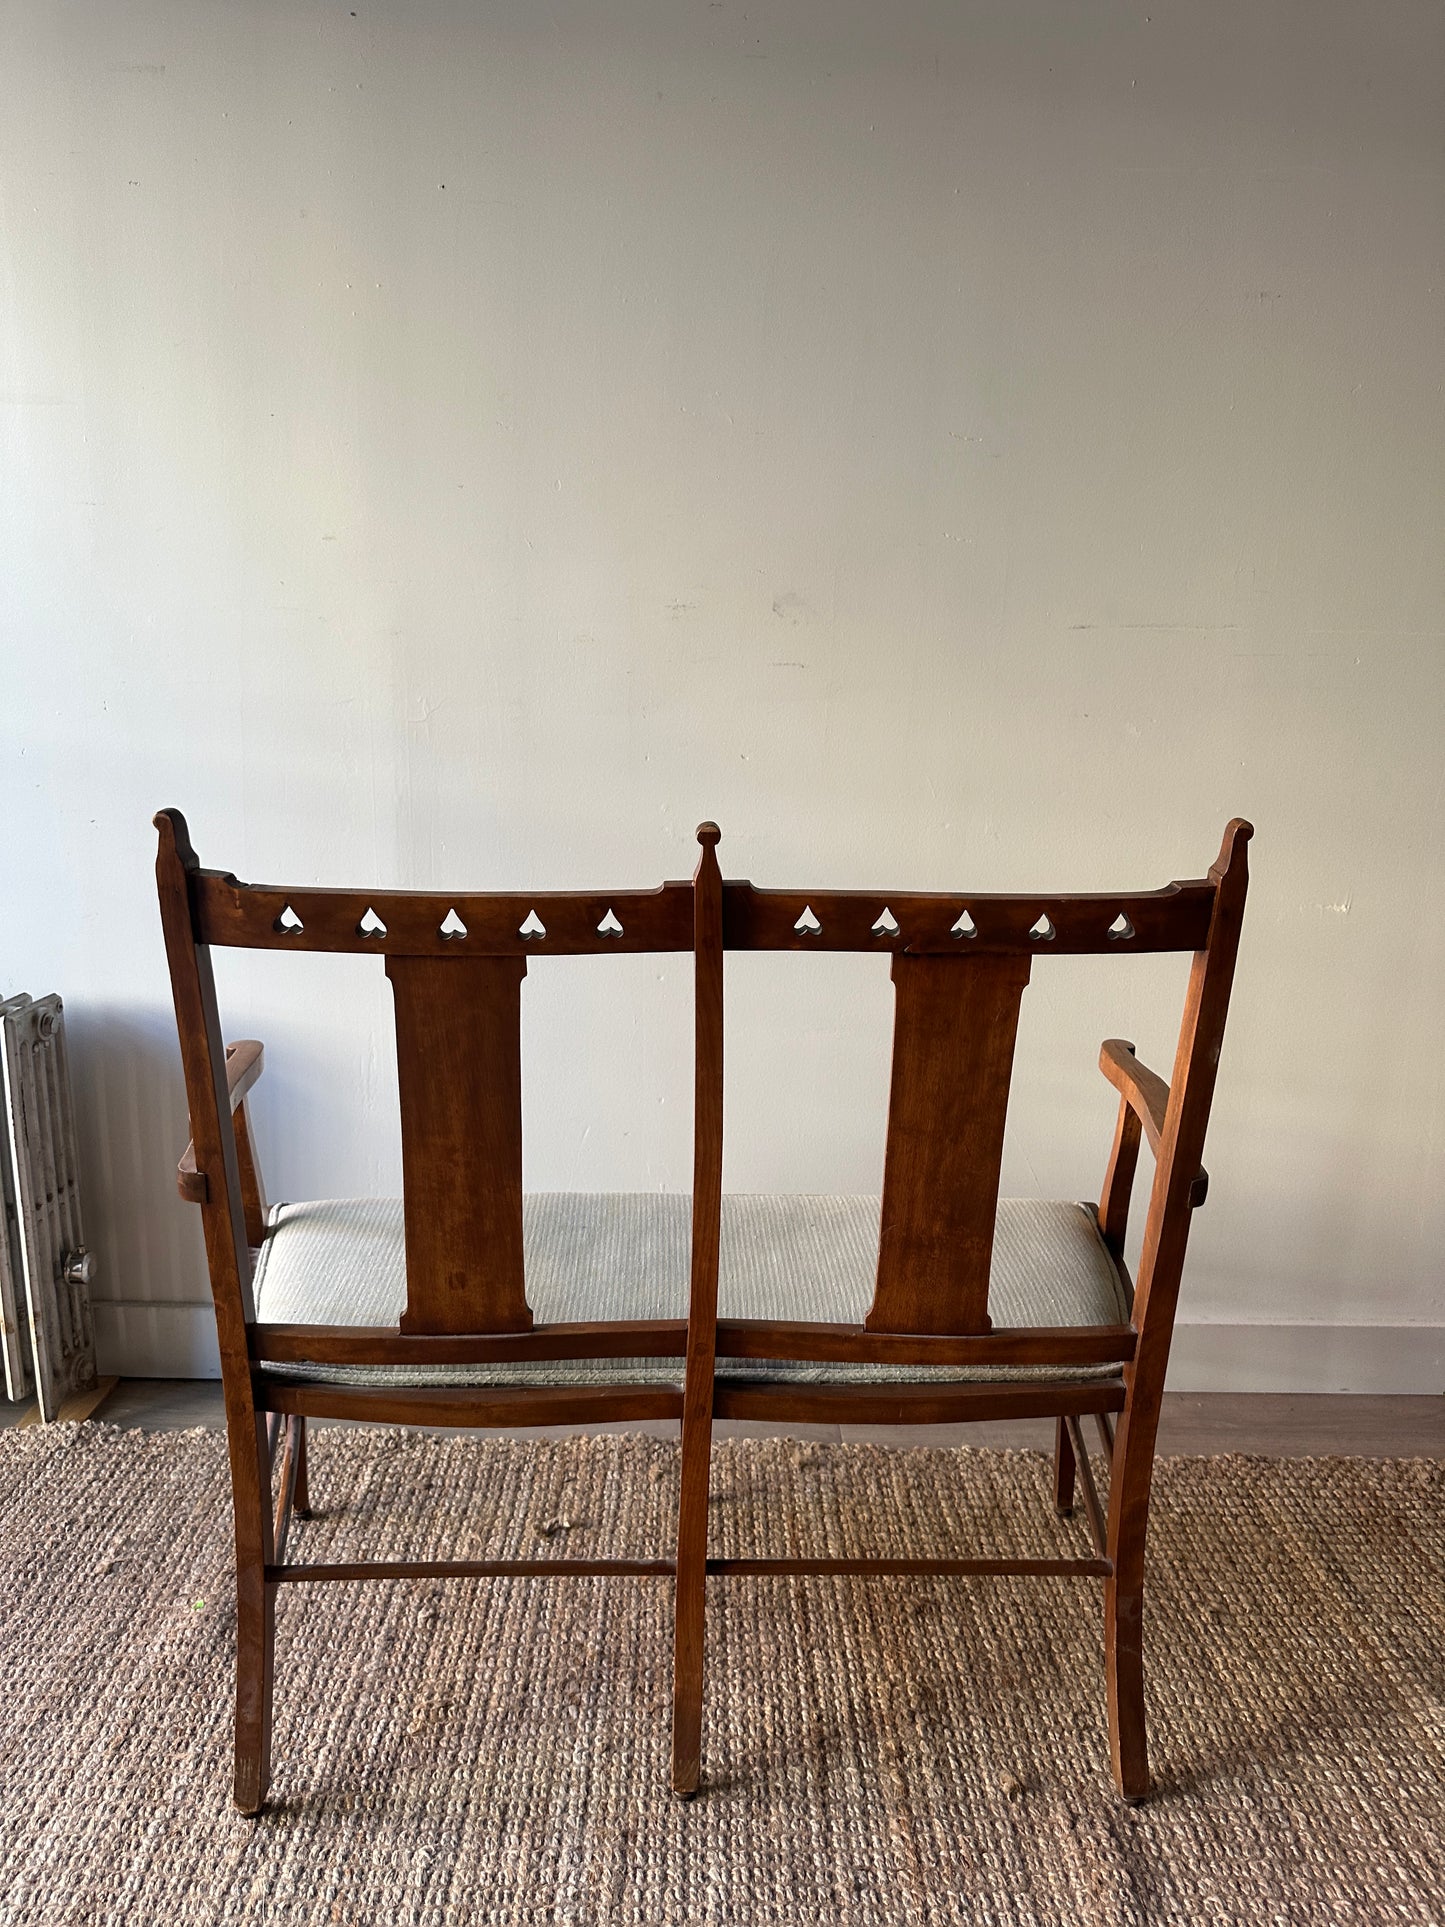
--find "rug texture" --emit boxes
[0,1424,1441,1926]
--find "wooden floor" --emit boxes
[3,1380,1442,1456]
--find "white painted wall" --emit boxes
[2,1,1441,1390]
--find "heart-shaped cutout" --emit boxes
[518,909,547,940]
[274,904,304,936]
[871,907,900,938]
[357,907,388,939]
[439,908,468,939]
[1029,912,1056,942]
[793,905,822,936]
[597,908,624,938]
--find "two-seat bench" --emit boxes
[156,810,1250,1813]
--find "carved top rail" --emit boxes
[186,847,1217,961]
[189,873,695,955]
[721,879,1216,954]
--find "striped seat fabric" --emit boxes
[254,1194,1131,1388]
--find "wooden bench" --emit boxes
[156,809,1250,1811]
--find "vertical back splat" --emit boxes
[866,952,1033,1335]
[387,956,532,1334]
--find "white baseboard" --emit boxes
[95,1301,221,1379]
[94,1299,1445,1396]
[1164,1323,1444,1395]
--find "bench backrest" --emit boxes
[154,808,719,1338]
[718,821,1251,1339]
[156,808,1248,1371]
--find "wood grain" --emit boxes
[1053,1413,1077,1515]
[867,953,1031,1335]
[1099,1039,1171,1154]
[1102,817,1253,1801]
[177,1040,265,1205]
[1097,1088,1143,1260]
[673,823,725,1797]
[722,878,1214,954]
[249,1317,1136,1371]
[1099,1037,1208,1210]
[707,1554,1112,1579]
[154,810,276,1815]
[251,1319,690,1366]
[712,1378,1126,1426]
[234,1101,270,1249]
[11,1374,118,1428]
[193,873,694,955]
[259,1378,685,1428]
[157,806,1254,1813]
[271,1557,678,1584]
[387,956,532,1335]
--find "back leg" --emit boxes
[671,1411,712,1796]
[234,1572,276,1814]
[230,1409,277,1815]
[1105,1579,1148,1801]
[292,1416,311,1518]
[1053,1415,1076,1515]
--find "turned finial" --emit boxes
[1210,817,1254,883]
[154,807,199,871]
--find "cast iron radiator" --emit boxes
[0,994,98,1420]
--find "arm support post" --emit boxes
[1099,1038,1208,1213]
[178,1041,269,1242]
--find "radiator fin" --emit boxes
[0,995,98,1419]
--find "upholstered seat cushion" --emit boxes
[252,1194,1130,1387]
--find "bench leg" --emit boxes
[1053,1414,1076,1515]
[229,1409,276,1815]
[672,1414,711,1797]
[292,1415,311,1518]
[1105,1580,1148,1802]
[234,1568,276,1815]
[1103,1395,1152,1804]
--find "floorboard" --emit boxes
[3,1381,1441,1456]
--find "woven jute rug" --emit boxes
[1,1426,1441,1925]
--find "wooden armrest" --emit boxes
[177,1041,265,1204]
[1099,1039,1168,1154]
[1099,1038,1208,1207]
